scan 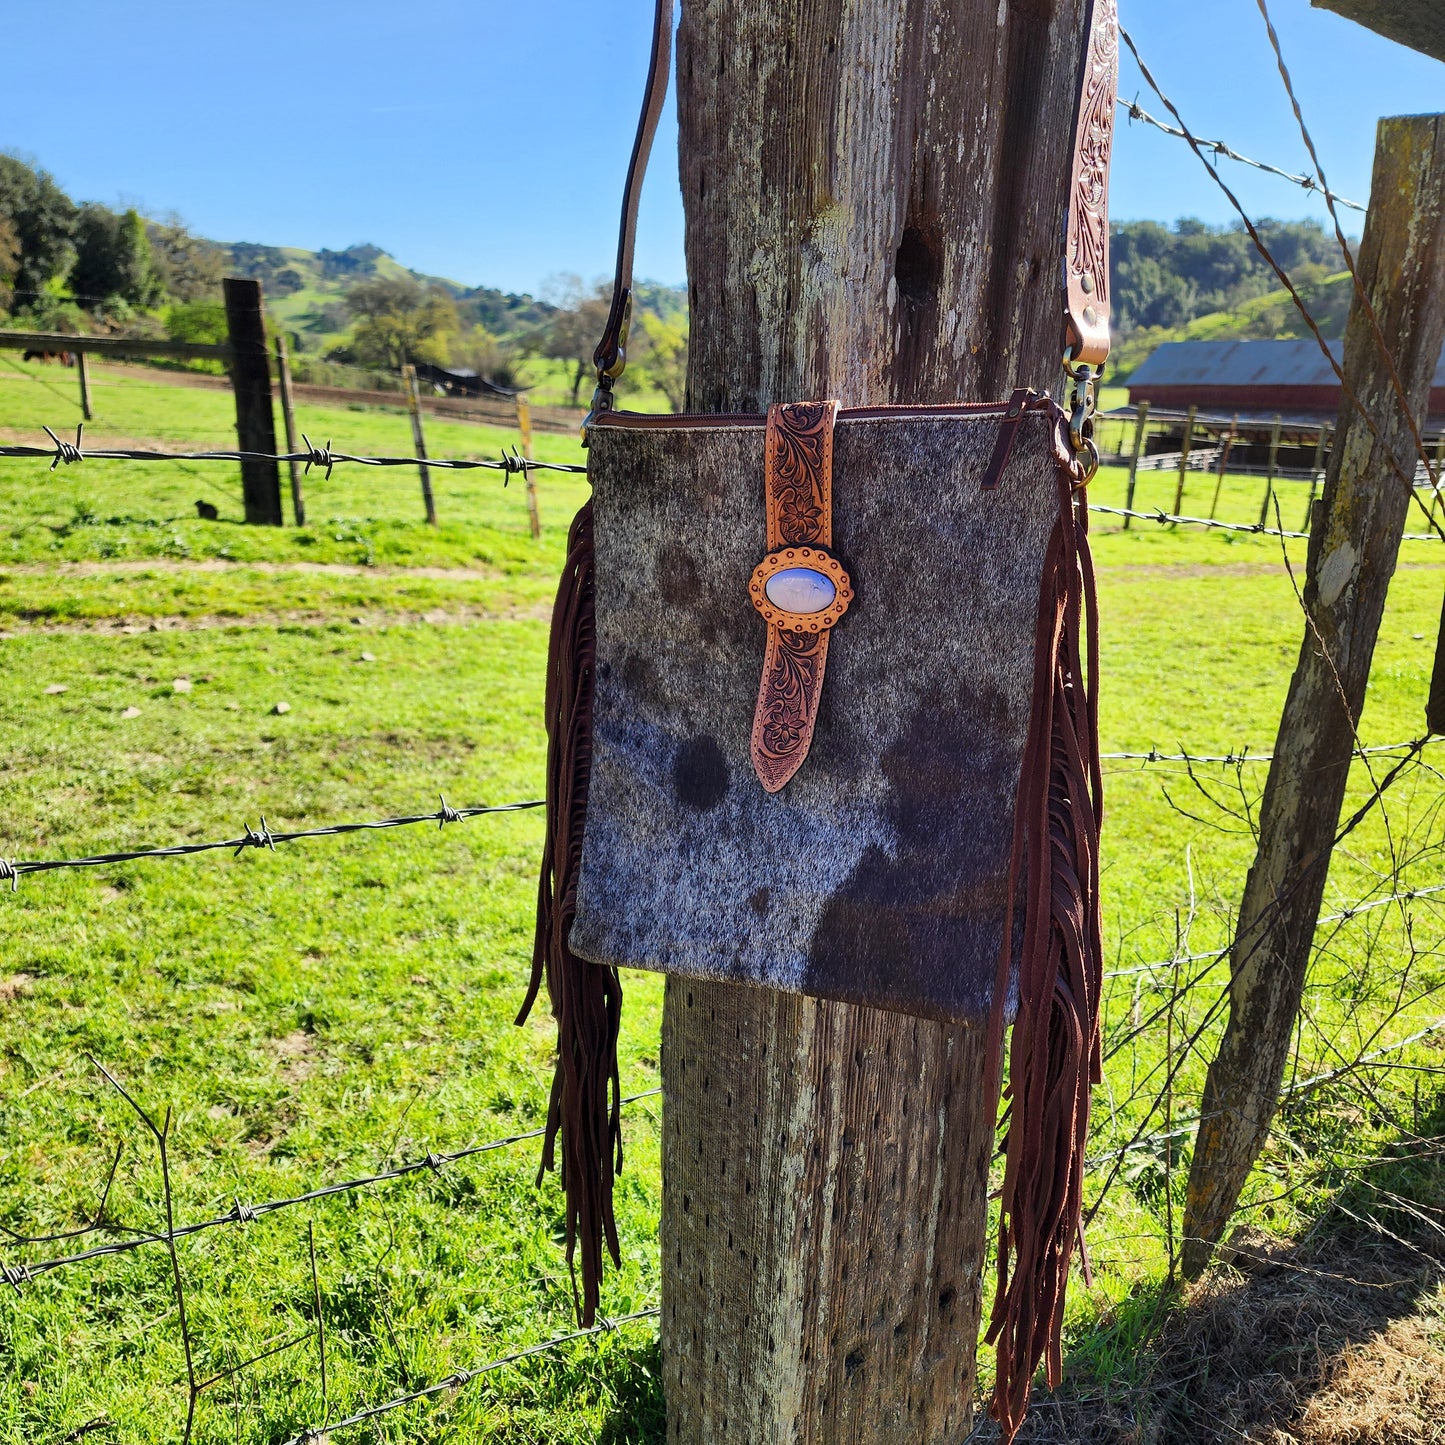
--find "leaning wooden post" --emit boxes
[1124,399,1149,529]
[1303,420,1329,530]
[76,348,93,421]
[402,361,437,526]
[515,392,542,539]
[663,5,1098,1439]
[1182,114,1445,1279]
[222,277,283,526]
[1258,413,1283,528]
[1172,402,1197,518]
[1209,412,1238,519]
[274,334,305,527]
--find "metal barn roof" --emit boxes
[1129,338,1445,389]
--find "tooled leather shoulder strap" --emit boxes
[1064,0,1118,370]
[585,0,1117,434]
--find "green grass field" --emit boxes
[0,356,1442,1441]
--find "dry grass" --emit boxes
[1008,1225,1445,1444]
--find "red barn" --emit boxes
[1127,338,1445,423]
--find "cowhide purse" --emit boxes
[517,1,1116,1433]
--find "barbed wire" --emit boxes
[0,795,544,887]
[1090,502,1443,543]
[277,1307,661,1445]
[3,1088,661,1284]
[1116,96,1366,213]
[1102,881,1445,981]
[0,424,586,478]
[1100,739,1435,765]
[1086,1017,1445,1170]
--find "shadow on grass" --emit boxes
[597,1333,666,1445]
[1000,1085,1445,1443]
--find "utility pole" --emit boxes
[663,3,1101,1438]
[1183,114,1445,1278]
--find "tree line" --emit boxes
[0,144,1338,404]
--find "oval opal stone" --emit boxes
[765,566,836,614]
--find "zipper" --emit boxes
[589,391,1054,430]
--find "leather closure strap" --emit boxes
[748,402,850,792]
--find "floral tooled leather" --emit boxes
[751,401,840,793]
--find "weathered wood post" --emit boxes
[1302,419,1329,530]
[663,4,1098,1438]
[76,349,93,422]
[1258,413,1283,528]
[1172,402,1197,518]
[1124,399,1149,529]
[1182,114,1445,1278]
[1210,413,1239,519]
[515,393,542,539]
[402,361,437,526]
[275,334,305,527]
[222,277,283,526]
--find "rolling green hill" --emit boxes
[1111,270,1353,381]
[219,240,558,357]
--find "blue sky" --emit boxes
[2,1,1440,297]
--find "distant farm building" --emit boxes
[1127,338,1445,424]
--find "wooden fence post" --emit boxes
[1258,413,1283,528]
[1210,413,1238,519]
[402,362,437,526]
[1124,399,1149,529]
[222,277,283,526]
[1172,402,1197,518]
[515,393,542,539]
[275,335,305,527]
[662,5,1097,1440]
[76,349,93,422]
[1303,421,1329,530]
[1182,113,1445,1278]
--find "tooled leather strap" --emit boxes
[748,403,852,792]
[1065,0,1119,368]
[590,0,1117,395]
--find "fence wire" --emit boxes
[2,1089,661,1285]
[0,424,586,479]
[1091,501,1443,543]
[0,796,543,887]
[278,1308,661,1445]
[1116,96,1366,213]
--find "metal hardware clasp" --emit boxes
[1063,356,1102,485]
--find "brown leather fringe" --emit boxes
[517,499,623,1325]
[986,472,1104,1440]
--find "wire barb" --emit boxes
[1119,96,1366,212]
[234,817,276,856]
[300,434,335,480]
[1,1260,31,1293]
[43,422,84,471]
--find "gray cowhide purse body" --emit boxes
[516,0,1117,1433]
